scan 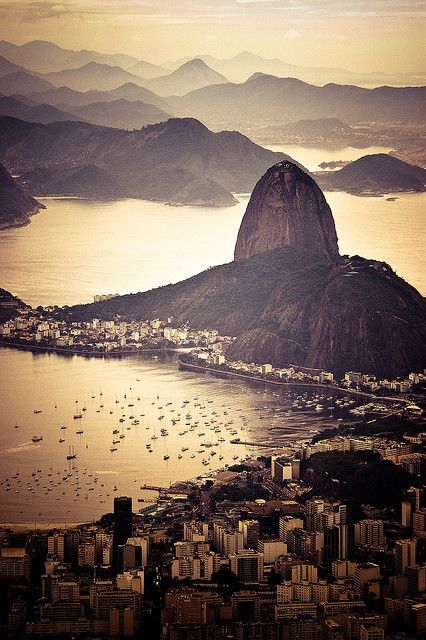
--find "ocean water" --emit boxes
[0,143,424,523]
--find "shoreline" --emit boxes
[0,340,189,357]
[178,359,410,404]
[0,340,412,405]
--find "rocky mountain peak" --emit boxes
[234,161,339,262]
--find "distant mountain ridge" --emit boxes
[144,59,228,96]
[0,94,83,124]
[42,62,152,93]
[165,51,426,86]
[0,115,299,207]
[63,99,171,130]
[24,83,169,111]
[317,154,426,195]
[169,74,426,129]
[0,40,155,74]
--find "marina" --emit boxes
[0,347,374,524]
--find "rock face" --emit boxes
[234,162,339,262]
[66,161,426,378]
[0,162,44,229]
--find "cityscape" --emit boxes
[0,0,425,639]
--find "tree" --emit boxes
[212,567,239,596]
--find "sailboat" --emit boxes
[67,446,77,460]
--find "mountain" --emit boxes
[0,55,27,78]
[0,161,44,229]
[0,71,55,95]
[166,51,426,86]
[57,50,140,72]
[0,288,27,322]
[0,40,140,73]
[0,40,74,73]
[20,165,127,200]
[234,162,339,262]
[281,117,355,137]
[128,60,167,79]
[169,75,426,129]
[167,178,237,207]
[64,161,426,378]
[318,154,426,195]
[145,59,228,97]
[65,98,170,130]
[0,95,82,124]
[24,82,169,111]
[0,116,296,206]
[42,63,150,92]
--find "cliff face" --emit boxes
[234,162,339,261]
[66,161,426,377]
[0,162,44,229]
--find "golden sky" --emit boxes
[0,0,425,73]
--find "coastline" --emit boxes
[0,339,189,358]
[178,359,410,404]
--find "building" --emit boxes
[407,564,426,594]
[229,550,264,583]
[324,525,349,564]
[239,519,260,550]
[354,563,380,596]
[279,516,304,543]
[116,570,145,595]
[359,623,385,640]
[113,496,133,573]
[394,538,417,574]
[47,533,65,561]
[354,520,385,550]
[257,540,287,564]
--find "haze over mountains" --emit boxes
[165,51,426,87]
[0,115,297,207]
[169,75,426,130]
[0,40,142,74]
[3,40,424,87]
[317,154,426,195]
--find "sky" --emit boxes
[0,0,424,73]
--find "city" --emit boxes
[1,404,425,638]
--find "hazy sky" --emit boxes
[0,0,425,73]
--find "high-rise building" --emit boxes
[257,540,287,564]
[64,530,80,567]
[279,516,304,543]
[238,519,260,549]
[324,525,348,564]
[407,565,426,594]
[112,497,133,573]
[354,563,380,596]
[229,550,264,582]
[213,523,243,556]
[413,508,426,535]
[394,539,417,574]
[401,501,412,528]
[355,520,385,549]
[47,534,65,562]
[404,486,421,512]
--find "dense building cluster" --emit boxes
[188,351,426,398]
[1,417,425,639]
[0,308,232,353]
